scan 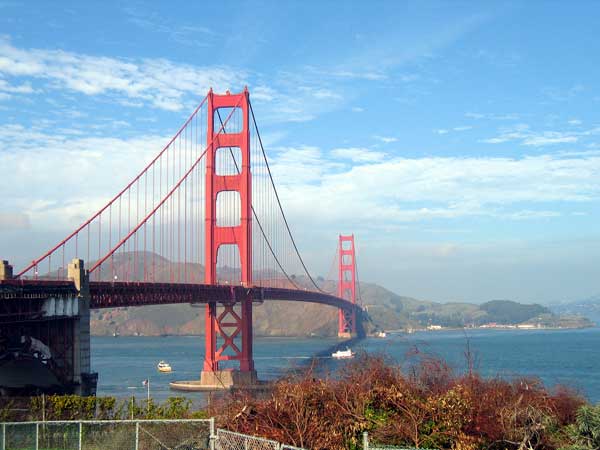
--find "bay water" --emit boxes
[91,327,600,403]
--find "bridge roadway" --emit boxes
[0,279,360,312]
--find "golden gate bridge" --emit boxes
[0,88,363,394]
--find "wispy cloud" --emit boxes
[373,135,397,143]
[0,212,30,231]
[0,79,35,94]
[124,6,216,48]
[0,123,169,229]
[331,147,386,163]
[0,37,244,111]
[482,124,600,147]
[435,126,472,135]
[249,81,344,123]
[267,146,600,229]
[465,112,520,121]
[541,84,585,102]
[325,69,387,81]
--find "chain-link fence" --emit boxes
[1,418,213,450]
[0,420,307,450]
[214,429,305,450]
[362,432,437,450]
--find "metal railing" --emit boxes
[1,418,213,450]
[0,419,306,450]
[362,432,437,450]
[215,429,306,450]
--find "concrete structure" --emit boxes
[0,258,96,396]
[170,369,261,391]
[67,259,95,395]
[0,260,12,281]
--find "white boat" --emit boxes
[157,361,172,372]
[376,331,387,338]
[331,348,354,359]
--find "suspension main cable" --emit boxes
[354,247,363,305]
[248,100,325,293]
[215,109,301,290]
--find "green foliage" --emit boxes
[559,404,600,450]
[17,395,204,421]
[480,300,549,324]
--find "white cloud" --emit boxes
[568,119,582,125]
[465,112,520,120]
[436,126,472,135]
[248,82,343,123]
[0,212,30,230]
[373,135,397,143]
[351,106,364,113]
[251,86,277,102]
[327,70,387,81]
[0,123,170,230]
[522,134,578,146]
[331,147,386,163]
[481,124,600,147]
[0,38,245,111]
[0,79,35,94]
[267,147,600,230]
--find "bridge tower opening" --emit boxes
[338,234,357,338]
[201,88,257,388]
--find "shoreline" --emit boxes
[92,324,597,338]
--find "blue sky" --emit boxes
[1,1,600,303]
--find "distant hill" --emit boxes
[479,300,549,324]
[550,295,600,325]
[89,252,594,337]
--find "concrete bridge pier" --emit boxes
[0,258,97,396]
[67,259,96,396]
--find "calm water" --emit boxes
[91,327,600,403]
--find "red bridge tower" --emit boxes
[337,234,357,338]
[201,88,257,388]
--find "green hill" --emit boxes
[89,252,593,336]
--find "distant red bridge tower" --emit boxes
[337,234,357,338]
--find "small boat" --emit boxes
[376,331,387,338]
[331,348,354,359]
[157,361,172,372]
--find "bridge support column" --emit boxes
[0,260,13,280]
[196,88,257,389]
[68,259,97,395]
[338,235,358,339]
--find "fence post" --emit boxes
[78,421,82,450]
[363,431,369,450]
[209,418,216,450]
[35,422,39,450]
[135,421,140,450]
[1,423,5,450]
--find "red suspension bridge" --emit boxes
[0,88,364,393]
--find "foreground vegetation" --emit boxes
[2,355,600,449]
[213,355,599,450]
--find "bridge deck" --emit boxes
[0,280,359,311]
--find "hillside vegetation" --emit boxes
[89,252,592,336]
